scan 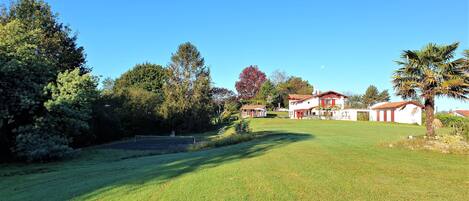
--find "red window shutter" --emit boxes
[384,110,387,122]
[321,99,325,107]
[376,110,380,121]
[332,99,335,107]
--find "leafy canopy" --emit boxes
[393,42,468,137]
[393,42,468,100]
[235,65,267,99]
[114,63,166,94]
[161,42,213,132]
[1,0,87,73]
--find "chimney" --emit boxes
[313,89,320,95]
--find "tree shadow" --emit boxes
[69,132,313,200]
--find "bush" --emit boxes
[115,88,163,135]
[450,121,469,141]
[234,119,250,134]
[435,113,467,127]
[435,113,468,141]
[220,110,234,123]
[14,123,75,162]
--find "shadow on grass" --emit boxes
[63,132,313,200]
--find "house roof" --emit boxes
[241,104,266,110]
[372,101,424,110]
[288,94,313,100]
[288,91,348,102]
[313,91,348,98]
[454,110,469,117]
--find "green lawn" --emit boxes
[1,119,468,201]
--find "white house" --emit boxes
[240,105,267,118]
[370,101,423,125]
[288,91,348,119]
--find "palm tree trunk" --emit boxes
[424,97,435,137]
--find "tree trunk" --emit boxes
[424,97,435,137]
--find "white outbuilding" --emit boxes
[370,101,423,125]
[240,105,267,118]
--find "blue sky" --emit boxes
[32,0,469,110]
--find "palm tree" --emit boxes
[393,42,469,137]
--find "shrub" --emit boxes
[234,119,250,134]
[435,113,467,127]
[217,126,228,135]
[450,121,469,141]
[115,87,163,135]
[435,113,468,141]
[14,123,75,162]
[220,110,234,123]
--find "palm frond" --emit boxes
[392,42,468,101]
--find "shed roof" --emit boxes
[454,110,469,117]
[288,94,313,100]
[241,105,266,110]
[313,91,348,98]
[372,101,424,110]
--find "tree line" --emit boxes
[345,85,390,109]
[0,0,217,162]
[235,66,314,109]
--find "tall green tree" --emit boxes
[43,68,98,146]
[362,85,379,106]
[345,94,366,109]
[1,0,87,73]
[114,63,166,94]
[393,42,468,137]
[101,77,115,95]
[362,85,390,107]
[378,90,390,102]
[160,42,213,133]
[277,76,313,107]
[0,20,56,160]
[211,87,236,115]
[15,68,98,161]
[256,80,280,109]
[0,0,92,161]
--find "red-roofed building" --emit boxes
[288,91,348,119]
[452,110,469,118]
[371,101,423,125]
[240,105,267,118]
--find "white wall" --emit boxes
[395,105,422,125]
[336,109,370,121]
[370,104,422,125]
[288,97,319,118]
[288,96,347,119]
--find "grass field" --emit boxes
[1,119,468,201]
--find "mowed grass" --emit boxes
[1,119,468,201]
